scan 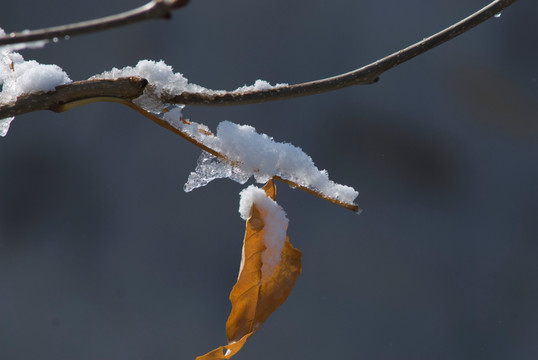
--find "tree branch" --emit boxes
[0,0,518,120]
[119,100,362,212]
[0,0,189,46]
[167,0,517,106]
[0,78,148,118]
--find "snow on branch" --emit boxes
[0,0,190,47]
[0,53,360,210]
[0,0,519,210]
[181,120,360,210]
[0,0,518,121]
[124,101,361,212]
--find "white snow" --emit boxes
[0,59,71,101]
[232,79,287,92]
[239,185,288,280]
[1,32,70,104]
[1,28,72,136]
[0,116,14,137]
[91,60,214,113]
[183,120,359,206]
[0,50,358,208]
[92,60,356,206]
[92,60,287,113]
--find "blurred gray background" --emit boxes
[1,1,537,359]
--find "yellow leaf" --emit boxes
[196,179,302,360]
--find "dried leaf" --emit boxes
[197,179,301,360]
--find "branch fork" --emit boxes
[0,0,520,213]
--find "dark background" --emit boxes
[1,1,537,359]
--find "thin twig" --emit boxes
[0,0,518,120]
[166,0,517,106]
[0,0,189,46]
[66,98,360,212]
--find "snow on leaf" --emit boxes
[196,179,302,360]
[0,117,14,137]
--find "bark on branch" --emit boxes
[0,0,518,120]
[0,78,148,118]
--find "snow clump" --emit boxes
[183,120,359,206]
[233,79,287,92]
[239,184,288,280]
[1,28,71,136]
[92,60,287,113]
[91,60,213,113]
